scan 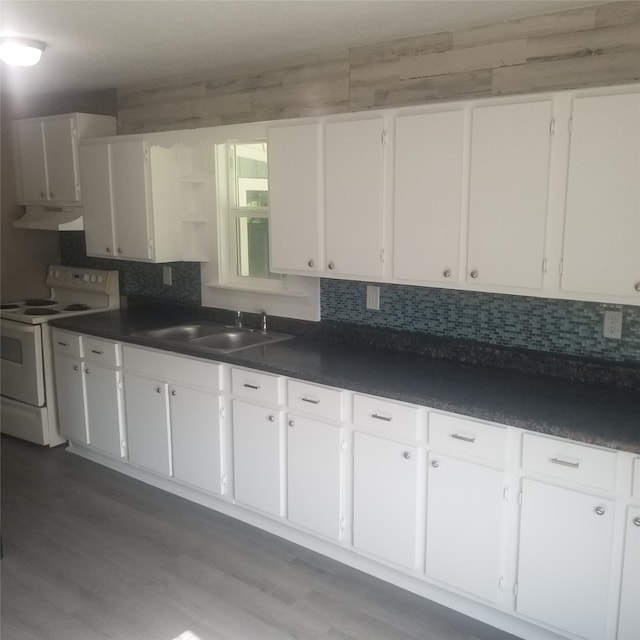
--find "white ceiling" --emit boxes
[1,0,600,97]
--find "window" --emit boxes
[227,142,281,282]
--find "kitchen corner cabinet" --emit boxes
[80,138,181,262]
[268,122,323,274]
[560,91,640,300]
[13,113,116,206]
[393,109,464,284]
[325,118,385,279]
[467,101,552,290]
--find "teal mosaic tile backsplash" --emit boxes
[320,279,640,364]
[60,232,201,305]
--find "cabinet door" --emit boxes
[111,140,153,260]
[287,414,342,540]
[53,355,89,444]
[516,478,614,640]
[232,399,284,516]
[43,116,79,203]
[425,453,506,602]
[84,363,125,459]
[561,92,640,298]
[467,101,552,289]
[124,372,171,475]
[325,118,385,278]
[393,110,464,283]
[353,432,420,570]
[269,123,322,274]
[15,120,48,203]
[170,384,224,495]
[79,143,116,257]
[618,506,640,640]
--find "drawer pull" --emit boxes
[451,433,476,443]
[402,451,411,460]
[371,413,392,422]
[301,396,319,405]
[288,419,295,427]
[268,415,275,422]
[73,365,79,371]
[156,387,163,393]
[431,459,440,468]
[57,341,68,347]
[243,383,260,390]
[633,517,640,527]
[171,390,177,397]
[550,457,580,469]
[594,506,606,516]
[91,349,104,355]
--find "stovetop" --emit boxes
[0,266,120,325]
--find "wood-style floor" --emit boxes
[1,435,520,640]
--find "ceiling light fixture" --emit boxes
[0,37,46,67]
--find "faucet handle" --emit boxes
[259,309,267,332]
[236,310,243,327]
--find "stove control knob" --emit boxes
[97,276,104,284]
[83,274,90,282]
[48,268,54,277]
[54,270,60,278]
[90,275,97,283]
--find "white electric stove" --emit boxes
[0,265,120,446]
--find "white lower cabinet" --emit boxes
[425,453,506,602]
[618,505,640,640]
[352,431,421,570]
[232,399,284,516]
[516,478,615,640]
[287,414,343,540]
[124,372,172,476]
[54,354,89,444]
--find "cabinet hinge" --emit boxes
[568,118,573,135]
[518,492,523,505]
[514,583,519,597]
[380,249,385,263]
[503,486,509,501]
[221,473,227,487]
[381,130,387,145]
[549,119,555,136]
[542,257,547,274]
[559,259,564,275]
[340,439,348,453]
[219,407,225,419]
[498,576,505,591]
[118,381,123,391]
[339,517,346,531]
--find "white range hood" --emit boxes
[13,206,84,231]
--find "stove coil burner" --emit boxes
[24,308,60,316]
[1,304,20,310]
[63,303,91,312]
[24,299,58,306]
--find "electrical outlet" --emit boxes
[366,285,380,311]
[603,310,622,339]
[162,266,173,286]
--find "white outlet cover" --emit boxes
[366,285,380,311]
[603,310,622,339]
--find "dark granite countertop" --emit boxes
[50,307,640,455]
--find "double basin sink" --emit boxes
[133,322,293,354]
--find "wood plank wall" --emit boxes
[117,1,640,134]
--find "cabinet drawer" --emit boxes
[123,345,222,392]
[429,412,507,466]
[83,337,121,367]
[232,367,283,405]
[633,458,640,499]
[522,433,617,492]
[288,379,343,422]
[52,329,83,358]
[353,394,419,440]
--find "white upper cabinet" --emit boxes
[560,91,640,300]
[80,138,181,262]
[325,118,385,279]
[268,122,323,274]
[393,109,464,284]
[13,113,115,206]
[467,100,552,290]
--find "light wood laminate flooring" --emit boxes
[1,435,520,640]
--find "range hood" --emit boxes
[13,206,84,231]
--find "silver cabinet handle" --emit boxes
[451,433,476,443]
[371,413,392,422]
[268,415,275,422]
[635,282,640,292]
[594,506,606,516]
[117,248,123,254]
[307,259,314,268]
[288,419,295,427]
[40,191,47,198]
[327,262,335,270]
[73,365,79,371]
[470,270,478,279]
[301,396,319,405]
[550,457,580,468]
[171,390,177,396]
[155,387,162,393]
[243,383,260,390]
[85,368,90,374]
[91,349,104,355]
[431,459,439,468]
[106,247,111,253]
[443,269,451,278]
[402,451,411,460]
[633,517,640,527]
[49,191,55,198]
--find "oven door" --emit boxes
[0,320,45,406]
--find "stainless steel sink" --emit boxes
[133,322,293,353]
